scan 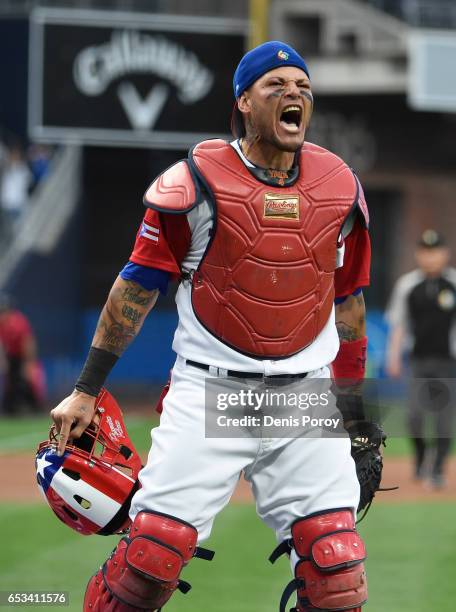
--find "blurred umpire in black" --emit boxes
[386,230,456,487]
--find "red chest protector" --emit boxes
[144,139,367,359]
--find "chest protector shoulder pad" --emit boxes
[144,140,363,359]
[143,159,201,213]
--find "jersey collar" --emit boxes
[231,140,300,187]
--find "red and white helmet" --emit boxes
[35,388,142,536]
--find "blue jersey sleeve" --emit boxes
[334,287,362,305]
[119,261,171,294]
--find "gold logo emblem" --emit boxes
[264,193,300,219]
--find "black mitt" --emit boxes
[346,420,386,514]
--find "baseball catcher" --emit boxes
[47,40,385,611]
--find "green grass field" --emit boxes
[1,502,456,611]
[2,415,455,611]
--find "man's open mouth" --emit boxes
[279,105,302,131]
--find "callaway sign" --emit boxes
[29,8,246,148]
[73,31,214,129]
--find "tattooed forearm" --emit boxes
[97,320,133,354]
[335,293,366,343]
[96,307,135,355]
[121,304,142,326]
[122,285,155,307]
[336,322,359,342]
[93,277,159,357]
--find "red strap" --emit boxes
[332,336,367,386]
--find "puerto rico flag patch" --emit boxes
[139,221,160,243]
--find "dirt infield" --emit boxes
[2,451,456,504]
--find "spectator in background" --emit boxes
[386,230,456,488]
[28,143,52,188]
[0,144,32,240]
[0,294,46,414]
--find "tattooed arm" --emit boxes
[93,277,159,355]
[335,292,366,345]
[333,292,367,399]
[51,278,158,454]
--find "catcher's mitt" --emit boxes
[346,420,386,516]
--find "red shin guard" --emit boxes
[272,509,367,612]
[84,510,213,611]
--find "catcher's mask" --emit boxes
[35,388,142,536]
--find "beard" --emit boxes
[269,134,303,153]
[246,114,305,154]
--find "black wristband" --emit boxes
[75,347,119,397]
[336,393,365,425]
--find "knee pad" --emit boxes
[270,508,367,612]
[84,510,214,611]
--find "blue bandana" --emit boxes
[233,41,310,99]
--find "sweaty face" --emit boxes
[238,66,313,152]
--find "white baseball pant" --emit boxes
[130,355,360,543]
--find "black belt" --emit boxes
[185,359,308,381]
